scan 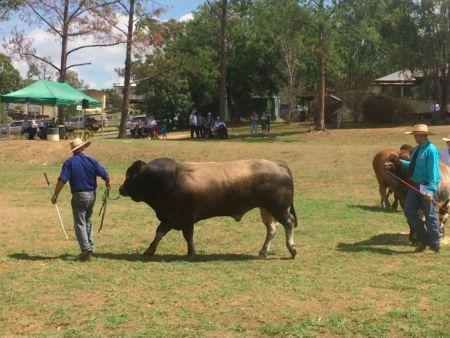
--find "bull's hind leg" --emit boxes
[182,223,196,257]
[258,208,277,258]
[273,209,297,259]
[144,222,171,255]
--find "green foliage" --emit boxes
[362,94,413,123]
[0,53,22,95]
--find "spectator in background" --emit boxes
[440,136,450,166]
[205,112,214,139]
[446,103,450,124]
[21,117,30,138]
[250,111,258,134]
[213,116,228,139]
[431,101,440,125]
[197,112,205,138]
[264,111,272,134]
[189,110,198,139]
[29,119,38,140]
[332,103,345,129]
[161,119,168,139]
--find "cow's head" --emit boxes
[438,199,450,237]
[119,160,146,200]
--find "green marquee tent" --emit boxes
[0,80,101,107]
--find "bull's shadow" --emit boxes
[8,252,262,262]
[348,204,401,213]
[336,233,413,255]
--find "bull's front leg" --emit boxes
[182,223,195,257]
[144,222,172,255]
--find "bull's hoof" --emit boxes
[289,248,297,259]
[258,252,268,259]
[143,247,155,256]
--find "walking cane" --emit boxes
[44,173,69,240]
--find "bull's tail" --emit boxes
[290,202,298,228]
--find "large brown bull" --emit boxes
[119,158,298,258]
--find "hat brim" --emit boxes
[71,141,91,152]
[443,138,450,141]
[404,131,433,135]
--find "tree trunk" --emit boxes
[219,0,228,121]
[316,21,326,131]
[57,0,70,139]
[118,0,135,139]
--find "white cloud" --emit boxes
[179,13,194,22]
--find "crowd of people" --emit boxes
[131,115,169,140]
[189,110,228,139]
[250,111,272,134]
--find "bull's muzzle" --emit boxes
[118,185,127,196]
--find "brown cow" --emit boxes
[372,147,410,209]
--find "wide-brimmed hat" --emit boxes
[70,137,91,152]
[443,136,450,141]
[404,124,433,135]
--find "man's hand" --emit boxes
[424,193,433,201]
[105,178,111,187]
[51,194,57,205]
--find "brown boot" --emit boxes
[79,250,92,261]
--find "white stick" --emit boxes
[44,173,69,240]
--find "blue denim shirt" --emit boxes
[59,152,109,193]
[400,139,441,193]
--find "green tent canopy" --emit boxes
[0,80,101,107]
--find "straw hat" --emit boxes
[70,137,91,152]
[443,136,450,142]
[404,124,433,135]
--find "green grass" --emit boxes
[1,123,450,337]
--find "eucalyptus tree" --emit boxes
[3,0,123,130]
[332,0,392,117]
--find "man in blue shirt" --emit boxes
[400,124,441,253]
[51,137,110,261]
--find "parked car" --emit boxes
[0,120,24,135]
[117,114,147,130]
[65,116,99,131]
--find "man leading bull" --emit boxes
[51,138,110,261]
[395,124,441,253]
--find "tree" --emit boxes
[4,0,123,132]
[0,0,23,21]
[0,53,22,123]
[112,1,164,138]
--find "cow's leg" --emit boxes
[380,184,390,208]
[144,222,171,255]
[258,208,277,258]
[392,191,399,210]
[181,223,196,257]
[273,209,297,259]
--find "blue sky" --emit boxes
[0,0,206,89]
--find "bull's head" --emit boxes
[438,199,450,237]
[119,160,146,200]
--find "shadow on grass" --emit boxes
[336,233,413,255]
[8,252,260,262]
[348,204,400,213]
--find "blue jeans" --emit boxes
[404,188,440,250]
[71,191,96,252]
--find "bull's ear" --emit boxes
[132,160,146,172]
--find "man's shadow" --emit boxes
[8,252,268,262]
[336,233,413,255]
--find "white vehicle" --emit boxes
[0,120,24,135]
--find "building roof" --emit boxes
[373,70,422,86]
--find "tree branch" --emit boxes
[206,0,221,17]
[68,0,86,22]
[26,3,62,37]
[24,53,60,71]
[66,62,92,70]
[66,41,124,56]
[90,8,128,36]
